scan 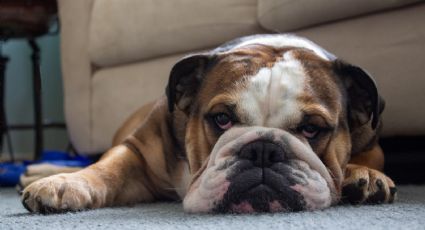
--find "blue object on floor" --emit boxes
[0,150,93,187]
[24,150,93,168]
[0,162,26,186]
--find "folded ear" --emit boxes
[333,60,384,130]
[166,53,216,113]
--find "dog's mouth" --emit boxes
[183,127,336,213]
[214,165,305,213]
[214,156,332,213]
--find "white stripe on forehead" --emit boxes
[232,34,335,61]
[238,51,306,128]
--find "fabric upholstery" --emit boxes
[58,0,94,153]
[91,53,184,152]
[258,0,422,32]
[89,0,263,67]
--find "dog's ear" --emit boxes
[166,53,216,113]
[333,60,385,153]
[333,60,384,129]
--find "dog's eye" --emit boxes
[214,113,232,130]
[300,124,320,139]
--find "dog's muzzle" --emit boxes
[183,127,336,213]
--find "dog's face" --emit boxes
[166,35,383,213]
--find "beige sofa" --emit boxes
[58,0,425,154]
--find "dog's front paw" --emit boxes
[341,164,397,204]
[21,173,102,214]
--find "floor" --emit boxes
[1,185,424,230]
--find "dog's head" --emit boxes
[166,34,384,213]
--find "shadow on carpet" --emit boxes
[1,185,424,230]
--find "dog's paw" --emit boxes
[341,164,397,204]
[21,173,102,214]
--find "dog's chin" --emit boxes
[213,159,332,213]
[213,166,305,213]
[183,158,332,213]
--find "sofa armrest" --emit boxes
[58,0,94,153]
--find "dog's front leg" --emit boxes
[21,145,157,214]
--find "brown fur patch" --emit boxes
[349,145,384,171]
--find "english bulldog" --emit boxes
[21,34,397,214]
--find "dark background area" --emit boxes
[382,136,425,184]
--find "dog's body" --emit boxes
[22,34,396,214]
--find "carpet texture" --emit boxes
[1,186,424,230]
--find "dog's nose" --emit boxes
[239,141,285,167]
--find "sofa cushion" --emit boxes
[91,53,185,152]
[258,0,421,32]
[89,0,263,67]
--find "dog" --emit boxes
[21,34,396,214]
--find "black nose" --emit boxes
[239,141,285,167]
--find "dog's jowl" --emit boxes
[21,34,396,214]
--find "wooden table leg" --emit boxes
[0,55,8,157]
[28,39,43,160]
[0,50,14,161]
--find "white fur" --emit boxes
[238,51,306,128]
[233,34,335,61]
